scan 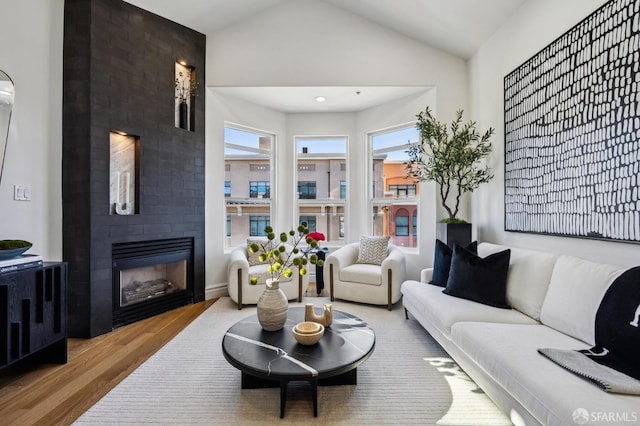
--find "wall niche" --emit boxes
[175,61,196,131]
[109,131,139,215]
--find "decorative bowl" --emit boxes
[294,321,322,334]
[292,322,324,345]
[0,240,32,260]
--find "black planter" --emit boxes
[178,101,188,130]
[436,222,472,248]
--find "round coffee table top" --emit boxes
[222,306,375,381]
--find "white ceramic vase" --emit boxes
[257,279,288,331]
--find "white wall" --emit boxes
[206,0,469,290]
[207,0,467,125]
[0,0,64,261]
[470,0,640,267]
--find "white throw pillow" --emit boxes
[540,255,625,345]
[356,236,390,265]
[478,243,559,321]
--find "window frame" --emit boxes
[249,181,271,198]
[294,135,348,246]
[297,181,317,200]
[224,123,276,249]
[367,123,420,250]
[395,215,410,236]
[249,216,271,236]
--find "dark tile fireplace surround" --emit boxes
[62,0,206,338]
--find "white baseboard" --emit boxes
[205,282,228,300]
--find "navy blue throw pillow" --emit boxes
[443,244,511,309]
[429,239,478,287]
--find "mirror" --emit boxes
[0,69,15,185]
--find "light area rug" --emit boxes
[75,297,512,425]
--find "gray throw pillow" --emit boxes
[356,236,390,265]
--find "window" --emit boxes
[370,125,419,248]
[250,216,270,236]
[250,181,270,198]
[395,215,409,236]
[413,214,417,237]
[298,181,316,199]
[296,137,348,245]
[224,125,273,248]
[299,216,316,232]
[389,184,416,197]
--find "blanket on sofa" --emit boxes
[539,266,640,395]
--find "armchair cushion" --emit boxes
[327,242,406,309]
[340,264,383,286]
[356,235,390,265]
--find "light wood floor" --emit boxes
[0,299,216,426]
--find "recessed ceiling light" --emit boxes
[178,60,188,66]
[315,96,326,103]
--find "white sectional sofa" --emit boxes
[401,242,639,426]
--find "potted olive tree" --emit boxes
[405,107,495,247]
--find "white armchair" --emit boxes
[324,242,406,310]
[227,245,310,310]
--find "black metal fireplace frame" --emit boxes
[112,237,194,328]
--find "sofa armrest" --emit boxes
[421,268,434,283]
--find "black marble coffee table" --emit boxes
[222,306,375,418]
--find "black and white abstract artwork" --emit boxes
[504,0,640,243]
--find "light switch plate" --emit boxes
[13,184,31,201]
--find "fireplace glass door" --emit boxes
[119,260,186,307]
[112,238,194,328]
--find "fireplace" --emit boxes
[112,238,194,328]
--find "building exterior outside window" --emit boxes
[389,184,416,197]
[225,126,273,247]
[299,215,316,232]
[395,215,409,236]
[296,137,347,244]
[298,181,316,199]
[250,181,270,198]
[225,127,420,250]
[370,126,420,248]
[249,216,270,236]
[413,214,418,237]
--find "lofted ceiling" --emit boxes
[125,0,526,112]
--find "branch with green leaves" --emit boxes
[248,222,323,284]
[405,107,495,222]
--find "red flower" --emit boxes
[306,232,325,242]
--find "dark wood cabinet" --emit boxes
[0,262,67,369]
